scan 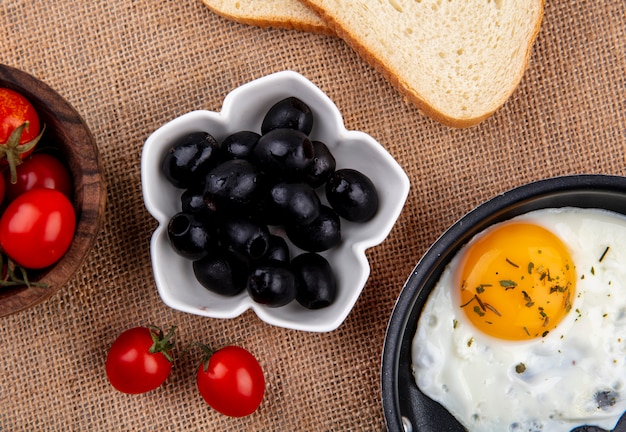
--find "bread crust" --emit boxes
[200,0,335,36]
[301,0,545,127]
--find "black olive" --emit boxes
[167,212,215,260]
[292,253,337,309]
[268,181,321,226]
[261,97,314,135]
[204,159,264,211]
[193,249,248,296]
[304,140,336,188]
[246,192,284,227]
[162,131,219,188]
[264,234,290,263]
[247,262,297,307]
[181,184,218,218]
[325,168,379,222]
[219,217,270,261]
[220,130,260,160]
[286,205,341,252]
[253,128,315,181]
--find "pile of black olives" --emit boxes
[161,96,379,309]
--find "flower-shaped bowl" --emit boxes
[142,70,409,332]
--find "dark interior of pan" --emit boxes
[381,174,626,432]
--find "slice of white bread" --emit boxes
[200,0,543,127]
[301,0,544,127]
[199,0,334,36]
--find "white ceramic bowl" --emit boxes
[141,70,410,332]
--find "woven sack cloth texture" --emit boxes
[0,0,624,430]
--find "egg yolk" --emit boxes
[457,222,575,341]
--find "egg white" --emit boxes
[412,207,626,432]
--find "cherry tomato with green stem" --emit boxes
[0,88,44,183]
[106,326,176,394]
[0,88,40,144]
[0,188,76,269]
[195,344,265,417]
[5,152,72,202]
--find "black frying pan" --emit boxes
[381,174,626,432]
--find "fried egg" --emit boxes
[412,207,626,432]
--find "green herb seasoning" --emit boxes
[506,258,519,268]
[500,280,517,289]
[599,246,610,263]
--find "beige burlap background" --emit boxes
[0,1,624,431]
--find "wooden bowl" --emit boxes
[0,64,106,317]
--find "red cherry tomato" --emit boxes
[196,345,265,417]
[0,88,43,183]
[0,88,40,145]
[0,188,76,269]
[5,153,72,202]
[106,326,176,394]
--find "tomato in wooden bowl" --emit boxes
[0,64,106,316]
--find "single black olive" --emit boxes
[269,181,321,226]
[220,130,260,160]
[325,168,379,222]
[204,159,264,211]
[162,131,219,188]
[167,212,215,260]
[285,205,341,252]
[253,128,315,181]
[304,140,336,188]
[264,234,291,263]
[193,249,248,296]
[247,262,297,307]
[181,184,218,218]
[219,217,270,261]
[261,97,314,135]
[292,253,337,309]
[245,192,284,227]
